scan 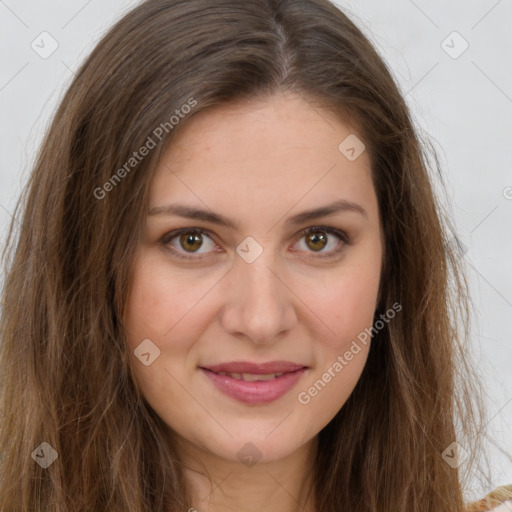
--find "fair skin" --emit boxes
[123,91,383,512]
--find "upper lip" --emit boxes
[201,361,307,374]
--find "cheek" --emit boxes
[294,246,380,414]
[122,255,204,411]
[303,256,381,351]
[295,268,377,420]
[123,251,219,348]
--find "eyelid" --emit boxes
[161,225,350,260]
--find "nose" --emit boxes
[218,247,298,345]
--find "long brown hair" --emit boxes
[0,0,490,510]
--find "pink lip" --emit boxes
[202,361,306,374]
[200,366,307,404]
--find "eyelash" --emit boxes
[161,225,350,261]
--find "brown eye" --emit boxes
[162,228,217,259]
[179,232,203,252]
[294,226,349,259]
[162,225,349,261]
[305,231,328,252]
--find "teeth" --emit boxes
[216,372,284,381]
[241,373,283,381]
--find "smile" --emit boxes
[200,367,307,404]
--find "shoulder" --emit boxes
[466,485,512,511]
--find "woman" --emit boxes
[0,0,510,510]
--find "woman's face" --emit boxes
[124,91,383,466]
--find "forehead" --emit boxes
[163,92,364,166]
[149,92,377,226]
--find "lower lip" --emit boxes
[200,368,307,404]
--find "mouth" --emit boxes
[199,361,308,404]
[201,360,306,374]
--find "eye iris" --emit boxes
[306,231,327,251]
[180,232,203,252]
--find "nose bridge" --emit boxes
[219,242,296,343]
[239,249,279,304]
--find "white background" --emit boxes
[1,0,511,499]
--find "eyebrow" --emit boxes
[148,199,368,230]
